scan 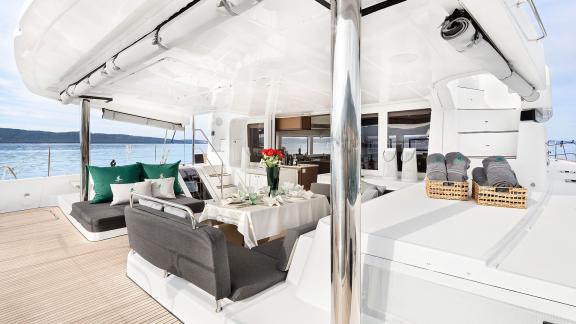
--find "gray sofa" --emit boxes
[125,205,317,304]
[70,196,205,233]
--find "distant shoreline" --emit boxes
[0,128,207,145]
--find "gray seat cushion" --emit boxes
[71,195,204,233]
[70,201,127,232]
[253,220,318,271]
[252,239,283,260]
[169,196,206,213]
[227,243,287,301]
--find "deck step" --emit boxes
[216,184,237,189]
[209,173,231,177]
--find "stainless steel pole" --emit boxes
[80,99,91,201]
[330,0,362,323]
[47,144,51,177]
[192,115,196,165]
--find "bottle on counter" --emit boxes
[293,155,298,166]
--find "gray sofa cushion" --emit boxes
[70,201,127,232]
[227,243,287,301]
[126,206,298,303]
[70,195,204,233]
[169,196,206,213]
[277,221,317,271]
[253,220,318,271]
[125,206,231,300]
[361,180,386,196]
[310,183,331,202]
[252,239,283,260]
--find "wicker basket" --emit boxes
[472,182,527,209]
[425,177,469,201]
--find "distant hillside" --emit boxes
[0,128,207,144]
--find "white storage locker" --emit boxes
[457,109,520,133]
[457,132,518,157]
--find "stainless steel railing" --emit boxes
[129,192,198,228]
[194,129,225,198]
[548,140,576,161]
[1,166,17,180]
[514,0,547,41]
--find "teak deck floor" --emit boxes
[0,207,180,323]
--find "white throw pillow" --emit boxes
[146,177,176,199]
[110,181,152,206]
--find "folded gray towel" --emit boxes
[482,156,518,187]
[445,152,470,182]
[482,156,508,170]
[426,153,447,181]
[472,167,488,185]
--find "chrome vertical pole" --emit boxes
[330,0,362,323]
[192,115,196,165]
[47,144,51,177]
[80,99,91,201]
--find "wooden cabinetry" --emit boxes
[275,116,311,131]
[280,164,318,190]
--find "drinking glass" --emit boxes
[249,193,258,205]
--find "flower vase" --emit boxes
[266,166,280,196]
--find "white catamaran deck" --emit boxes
[0,207,180,323]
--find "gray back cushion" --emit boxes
[361,188,379,202]
[125,206,231,300]
[310,183,331,202]
[277,221,318,271]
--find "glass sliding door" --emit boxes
[247,123,265,162]
[387,109,431,172]
[361,114,379,170]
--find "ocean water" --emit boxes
[0,143,208,179]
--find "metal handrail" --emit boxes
[548,140,576,160]
[196,147,222,196]
[195,129,224,198]
[129,192,197,228]
[516,0,547,41]
[2,166,17,180]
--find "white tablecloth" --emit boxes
[200,195,330,248]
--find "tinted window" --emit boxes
[361,114,379,170]
[247,123,265,162]
[387,109,431,172]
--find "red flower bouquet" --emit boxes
[260,148,285,168]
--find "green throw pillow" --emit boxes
[88,164,142,203]
[139,161,183,195]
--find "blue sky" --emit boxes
[0,0,574,139]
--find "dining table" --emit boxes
[199,194,330,248]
